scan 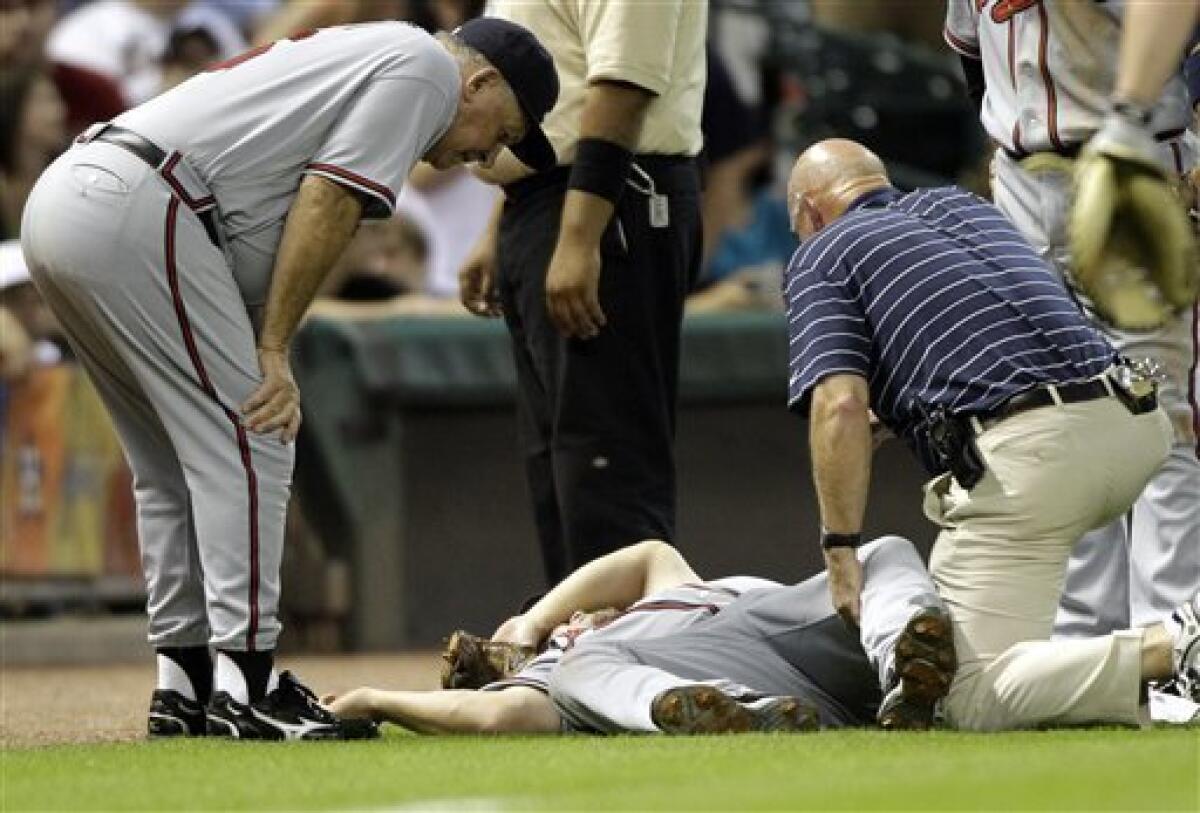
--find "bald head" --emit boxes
[787,139,891,239]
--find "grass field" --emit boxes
[2,727,1197,811]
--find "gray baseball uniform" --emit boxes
[945,0,1200,635]
[546,536,943,733]
[19,22,459,652]
[483,575,775,697]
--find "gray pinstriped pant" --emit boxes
[20,141,289,651]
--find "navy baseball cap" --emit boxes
[455,17,559,171]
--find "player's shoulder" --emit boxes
[321,23,454,73]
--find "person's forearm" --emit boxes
[809,383,873,535]
[1114,0,1200,108]
[366,688,557,734]
[259,175,362,351]
[558,81,653,249]
[522,542,668,640]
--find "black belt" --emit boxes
[975,378,1114,430]
[88,124,221,249]
[1003,127,1187,162]
[92,123,168,168]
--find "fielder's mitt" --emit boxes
[1066,113,1199,331]
[440,630,537,690]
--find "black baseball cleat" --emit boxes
[651,685,819,735]
[205,671,379,741]
[148,689,207,738]
[878,605,957,731]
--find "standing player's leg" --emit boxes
[25,256,213,737]
[21,149,214,736]
[1126,304,1200,628]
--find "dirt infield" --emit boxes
[1,653,439,748]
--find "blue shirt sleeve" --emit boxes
[783,247,872,416]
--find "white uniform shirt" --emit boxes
[115,22,459,308]
[944,0,1191,156]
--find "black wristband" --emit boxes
[568,137,633,205]
[821,530,863,550]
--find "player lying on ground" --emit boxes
[324,535,958,734]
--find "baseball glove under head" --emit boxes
[440,630,537,690]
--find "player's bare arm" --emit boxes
[1113,0,1200,108]
[544,80,652,339]
[323,685,560,734]
[494,540,701,648]
[809,374,873,626]
[243,175,362,442]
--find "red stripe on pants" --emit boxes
[163,197,261,650]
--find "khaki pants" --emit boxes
[926,396,1173,731]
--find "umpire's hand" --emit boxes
[824,546,863,628]
[545,239,606,339]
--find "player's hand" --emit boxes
[823,546,863,628]
[492,614,543,649]
[545,239,605,339]
[459,231,502,318]
[322,687,376,721]
[243,347,302,443]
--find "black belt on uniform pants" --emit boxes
[1002,127,1187,162]
[972,377,1116,432]
[80,123,222,249]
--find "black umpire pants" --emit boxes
[497,156,702,585]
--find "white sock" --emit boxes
[215,652,250,704]
[214,652,281,704]
[156,655,196,701]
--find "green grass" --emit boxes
[2,728,1197,811]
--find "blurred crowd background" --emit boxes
[0,0,988,649]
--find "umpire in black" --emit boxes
[459,2,707,584]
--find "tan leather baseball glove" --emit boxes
[1068,113,1199,331]
[439,630,537,690]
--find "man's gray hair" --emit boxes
[435,31,492,72]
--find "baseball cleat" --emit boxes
[148,689,207,738]
[1168,593,1200,702]
[878,605,957,731]
[651,685,818,735]
[205,671,379,741]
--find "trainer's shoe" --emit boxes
[1168,594,1200,702]
[651,685,819,735]
[878,605,957,731]
[148,689,207,738]
[206,670,379,741]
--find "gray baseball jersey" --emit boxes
[20,22,462,656]
[483,577,778,695]
[117,21,458,310]
[944,0,1200,635]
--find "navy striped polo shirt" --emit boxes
[785,185,1115,472]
